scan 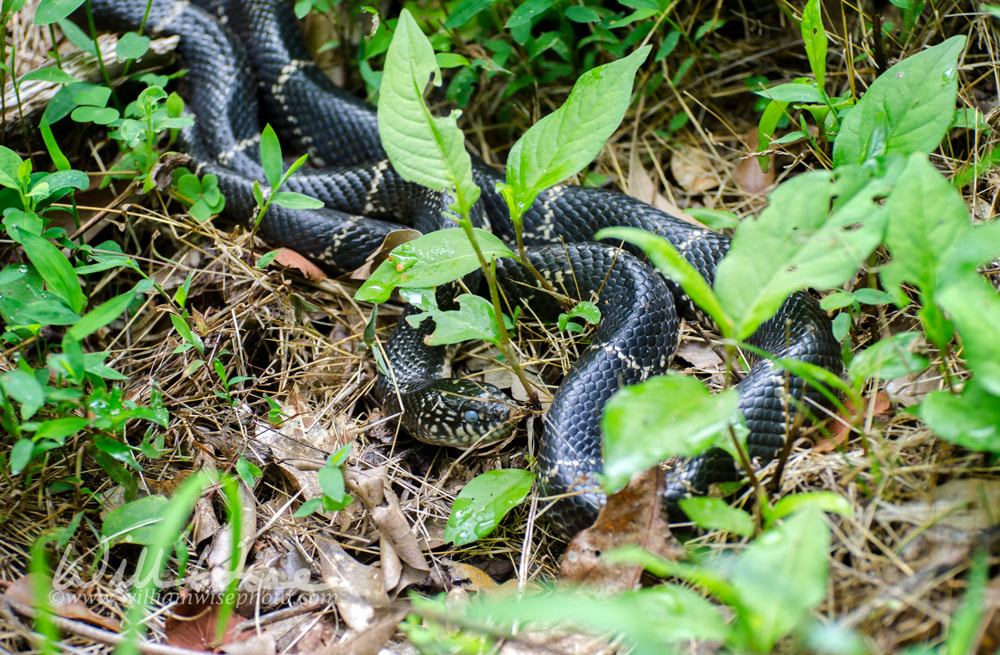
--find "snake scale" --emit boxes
[87,0,842,536]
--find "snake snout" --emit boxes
[400,379,525,447]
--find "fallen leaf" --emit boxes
[814,391,891,452]
[350,228,422,279]
[876,478,1000,535]
[670,144,719,193]
[5,575,122,632]
[327,609,410,655]
[559,468,683,591]
[314,536,389,631]
[735,130,774,194]
[271,248,326,281]
[164,590,250,651]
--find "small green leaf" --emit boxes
[257,250,280,269]
[355,228,514,303]
[557,301,600,332]
[565,5,600,22]
[800,0,827,88]
[33,0,86,25]
[601,373,741,494]
[753,82,824,104]
[444,0,495,28]
[14,229,86,314]
[10,439,35,474]
[270,190,324,209]
[259,124,283,190]
[847,332,929,386]
[504,0,553,28]
[33,416,89,444]
[767,491,852,528]
[0,369,45,420]
[444,469,533,546]
[679,497,754,536]
[116,32,150,59]
[65,286,137,342]
[20,66,77,84]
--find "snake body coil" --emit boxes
[88,0,843,536]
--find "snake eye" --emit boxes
[464,409,480,424]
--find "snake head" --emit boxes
[400,379,526,447]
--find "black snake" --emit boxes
[87,0,843,536]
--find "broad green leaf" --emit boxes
[444,469,533,546]
[463,586,730,652]
[601,373,740,494]
[880,154,976,301]
[833,36,965,166]
[597,226,731,337]
[355,228,514,303]
[921,383,1000,453]
[938,276,1000,396]
[14,229,86,313]
[259,124,283,189]
[33,0,85,24]
[39,169,88,194]
[0,369,45,420]
[714,168,887,340]
[503,46,650,219]
[99,496,165,546]
[407,293,511,346]
[800,0,827,88]
[752,82,824,104]
[686,208,739,231]
[33,416,89,444]
[728,506,830,652]
[679,497,754,537]
[847,332,929,387]
[0,146,23,188]
[377,10,480,217]
[565,5,600,22]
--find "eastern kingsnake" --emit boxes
[86,0,843,536]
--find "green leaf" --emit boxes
[767,491,851,528]
[10,439,35,475]
[0,145,23,188]
[259,124,283,190]
[65,286,137,341]
[686,208,739,231]
[318,466,352,510]
[116,32,150,60]
[355,228,514,303]
[729,507,830,652]
[800,0,827,88]
[40,169,88,194]
[847,332,929,387]
[503,45,651,219]
[407,293,510,346]
[565,5,600,22]
[33,0,85,25]
[938,275,1000,396]
[714,168,887,340]
[0,369,45,420]
[753,82,824,104]
[55,19,98,56]
[444,469,533,546]
[257,250,280,269]
[14,229,86,314]
[377,10,480,217]
[504,0,553,28]
[463,586,730,650]
[269,190,324,209]
[601,373,740,494]
[557,301,600,332]
[597,226,731,337]
[679,497,754,536]
[444,0,495,28]
[101,495,170,546]
[33,416,89,443]
[833,36,965,166]
[20,66,77,84]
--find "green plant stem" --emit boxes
[728,424,765,536]
[509,209,560,298]
[47,25,62,67]
[83,0,116,105]
[458,219,539,408]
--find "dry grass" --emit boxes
[2,1,1000,653]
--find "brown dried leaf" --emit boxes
[326,609,410,655]
[271,248,326,281]
[670,144,719,193]
[315,536,389,631]
[164,591,250,651]
[735,130,774,194]
[5,575,122,632]
[350,228,422,279]
[559,468,683,591]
